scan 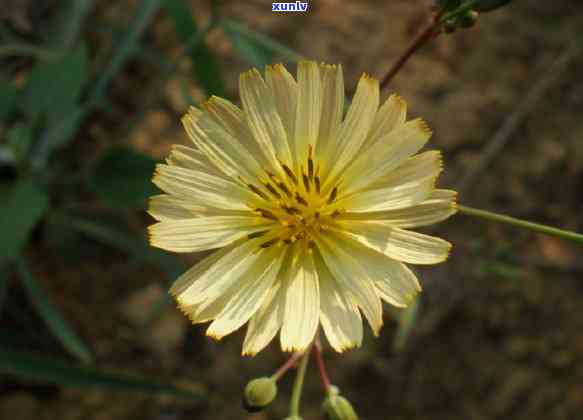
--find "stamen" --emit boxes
[247,230,268,239]
[276,181,293,198]
[281,163,298,185]
[330,209,342,218]
[327,186,338,204]
[247,183,269,201]
[315,176,321,194]
[256,208,278,220]
[307,145,314,180]
[264,182,282,199]
[302,172,311,193]
[295,193,308,206]
[260,238,279,248]
[282,205,301,215]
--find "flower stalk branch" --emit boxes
[314,340,332,391]
[272,352,303,381]
[457,205,583,245]
[289,347,311,417]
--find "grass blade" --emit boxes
[90,0,162,102]
[15,257,93,363]
[0,347,205,399]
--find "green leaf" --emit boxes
[89,0,162,103]
[65,216,185,323]
[0,347,205,399]
[392,295,421,353]
[222,19,303,68]
[162,0,226,96]
[88,147,157,208]
[0,181,49,264]
[15,257,93,363]
[21,43,88,120]
[45,0,94,49]
[7,123,34,163]
[0,82,19,119]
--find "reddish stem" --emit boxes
[313,341,332,391]
[379,10,445,91]
[272,351,303,381]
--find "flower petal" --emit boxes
[166,145,225,178]
[316,234,383,335]
[148,194,209,221]
[206,245,286,339]
[240,68,293,170]
[323,73,379,186]
[336,175,436,213]
[242,278,286,356]
[315,252,363,352]
[149,216,273,253]
[153,164,258,210]
[266,64,298,146]
[203,96,270,170]
[333,221,452,265]
[280,247,320,351]
[341,118,432,195]
[316,64,344,160]
[294,61,322,166]
[359,94,407,153]
[339,189,457,227]
[182,107,262,181]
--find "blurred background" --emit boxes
[1,1,582,419]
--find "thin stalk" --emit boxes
[272,352,302,381]
[379,10,444,91]
[289,347,311,417]
[457,205,583,245]
[314,341,331,392]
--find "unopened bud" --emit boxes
[243,377,277,413]
[322,389,358,420]
[442,19,458,34]
[473,0,513,12]
[459,10,479,28]
[283,417,303,420]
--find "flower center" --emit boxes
[242,146,343,249]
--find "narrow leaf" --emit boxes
[88,147,158,208]
[162,0,226,96]
[222,19,303,68]
[0,181,49,264]
[15,257,93,363]
[0,347,205,399]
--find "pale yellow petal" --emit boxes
[176,240,260,307]
[207,245,285,339]
[148,194,209,221]
[152,164,257,210]
[341,118,432,195]
[166,145,225,178]
[182,107,262,181]
[149,216,273,253]
[316,63,344,162]
[334,221,451,265]
[315,252,363,352]
[280,247,320,351]
[203,96,270,170]
[316,234,383,335]
[359,94,407,153]
[323,73,379,187]
[266,64,298,145]
[339,189,457,227]
[294,61,322,166]
[240,68,293,169]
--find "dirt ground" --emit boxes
[2,0,583,419]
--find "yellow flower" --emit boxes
[148,61,456,355]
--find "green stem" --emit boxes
[289,348,311,417]
[457,205,583,245]
[440,0,481,22]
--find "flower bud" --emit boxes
[473,0,513,12]
[458,10,479,28]
[283,417,303,420]
[243,377,277,413]
[322,391,358,420]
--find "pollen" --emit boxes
[245,146,343,248]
